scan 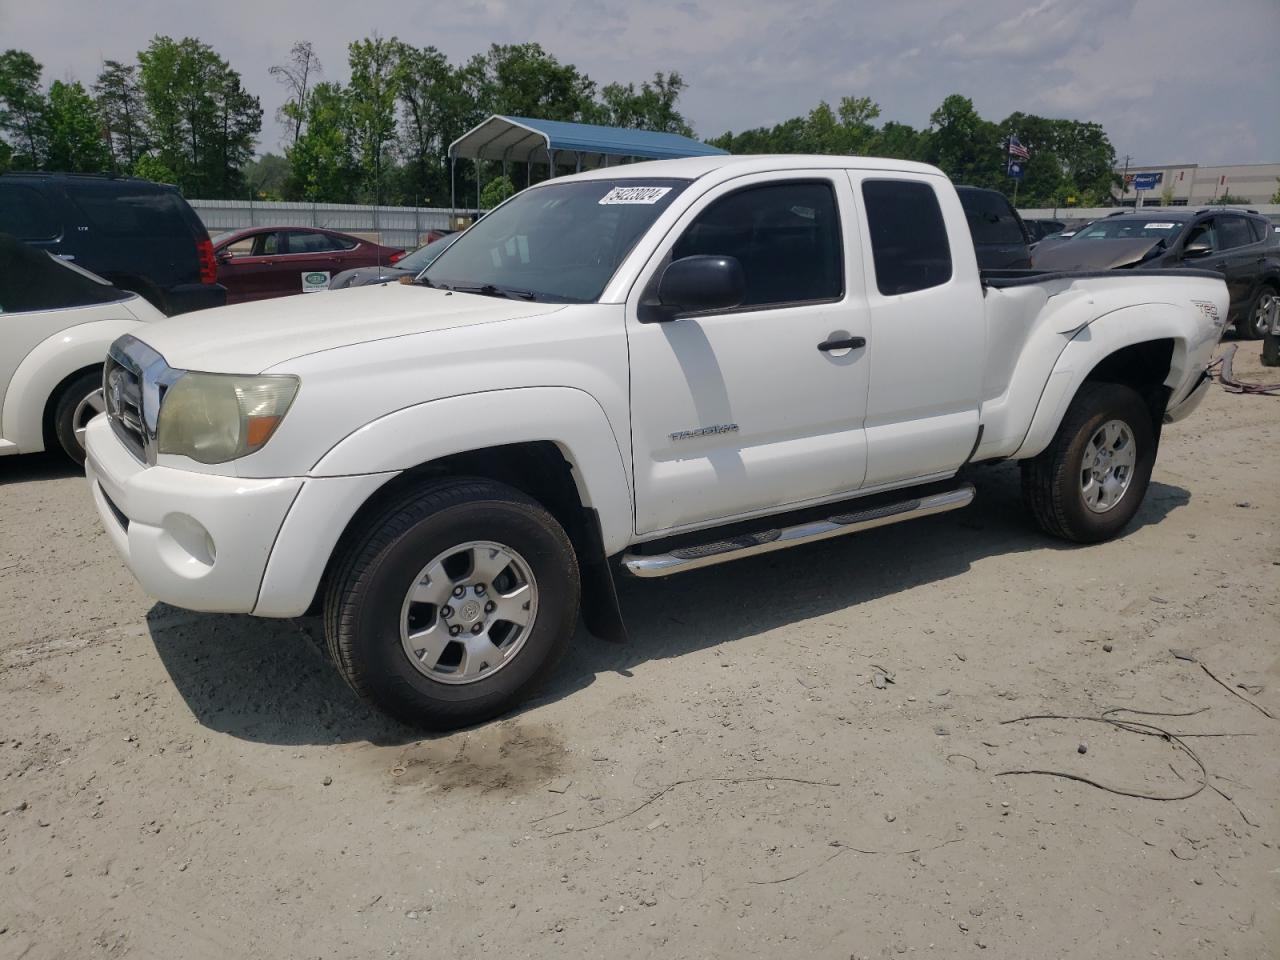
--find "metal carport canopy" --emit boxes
[448,115,727,166]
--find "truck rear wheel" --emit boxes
[1020,382,1156,544]
[324,478,579,729]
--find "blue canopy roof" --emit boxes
[449,115,726,166]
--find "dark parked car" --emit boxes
[329,232,461,289]
[212,226,406,303]
[1024,218,1066,242]
[0,172,225,315]
[956,186,1033,269]
[1033,208,1280,338]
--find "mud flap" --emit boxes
[578,509,628,643]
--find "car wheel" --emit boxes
[52,370,105,465]
[1020,382,1157,544]
[1238,285,1277,341]
[1263,332,1280,368]
[324,478,580,729]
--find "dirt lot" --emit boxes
[1,344,1277,960]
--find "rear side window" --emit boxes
[0,183,61,240]
[63,183,194,240]
[1216,216,1254,250]
[960,189,1025,244]
[287,231,342,254]
[672,180,843,308]
[861,180,953,296]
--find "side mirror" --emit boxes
[1183,241,1212,259]
[655,255,745,317]
[215,250,233,263]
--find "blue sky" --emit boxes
[4,0,1278,165]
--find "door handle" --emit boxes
[818,337,866,352]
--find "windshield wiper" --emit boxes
[450,283,539,302]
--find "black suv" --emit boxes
[0,172,226,315]
[1033,208,1280,339]
[956,185,1033,270]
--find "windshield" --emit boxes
[397,233,460,274]
[423,178,690,302]
[1074,219,1186,241]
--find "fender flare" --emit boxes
[1014,302,1203,460]
[310,386,635,554]
[1,318,145,454]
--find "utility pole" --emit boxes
[1120,155,1132,207]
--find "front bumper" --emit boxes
[84,416,302,613]
[1164,368,1213,424]
[164,283,227,315]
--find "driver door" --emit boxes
[626,172,872,536]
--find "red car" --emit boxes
[212,226,405,303]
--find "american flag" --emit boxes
[1007,135,1030,160]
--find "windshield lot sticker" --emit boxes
[599,186,672,205]
[1144,222,1176,230]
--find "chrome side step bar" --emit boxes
[622,483,975,578]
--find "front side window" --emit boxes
[1216,216,1254,250]
[1183,220,1217,252]
[861,179,952,296]
[670,181,843,308]
[423,178,689,303]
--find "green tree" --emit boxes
[94,60,147,172]
[479,174,515,209]
[347,36,402,204]
[285,81,357,202]
[1270,178,1280,204]
[0,49,47,168]
[44,80,111,173]
[137,36,261,196]
[594,71,692,135]
[926,94,1002,188]
[132,152,177,184]
[270,41,322,150]
[243,152,289,199]
[395,43,477,205]
[467,43,597,121]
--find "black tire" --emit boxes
[1237,284,1277,341]
[51,369,104,465]
[1262,332,1280,368]
[323,478,580,729]
[1020,382,1157,544]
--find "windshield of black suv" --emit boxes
[1075,219,1186,241]
[422,178,690,302]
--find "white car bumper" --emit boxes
[84,416,303,614]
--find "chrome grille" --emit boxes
[104,335,184,465]
[104,354,145,460]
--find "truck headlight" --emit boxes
[156,373,299,464]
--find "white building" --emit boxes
[1114,162,1280,206]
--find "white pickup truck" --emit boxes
[84,155,1226,728]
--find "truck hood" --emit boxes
[1033,238,1164,271]
[135,283,564,373]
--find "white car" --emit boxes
[1,237,164,462]
[84,155,1227,728]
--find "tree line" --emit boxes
[1,38,1119,209]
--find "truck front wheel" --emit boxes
[1020,382,1157,544]
[324,478,580,729]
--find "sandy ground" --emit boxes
[1,343,1277,960]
